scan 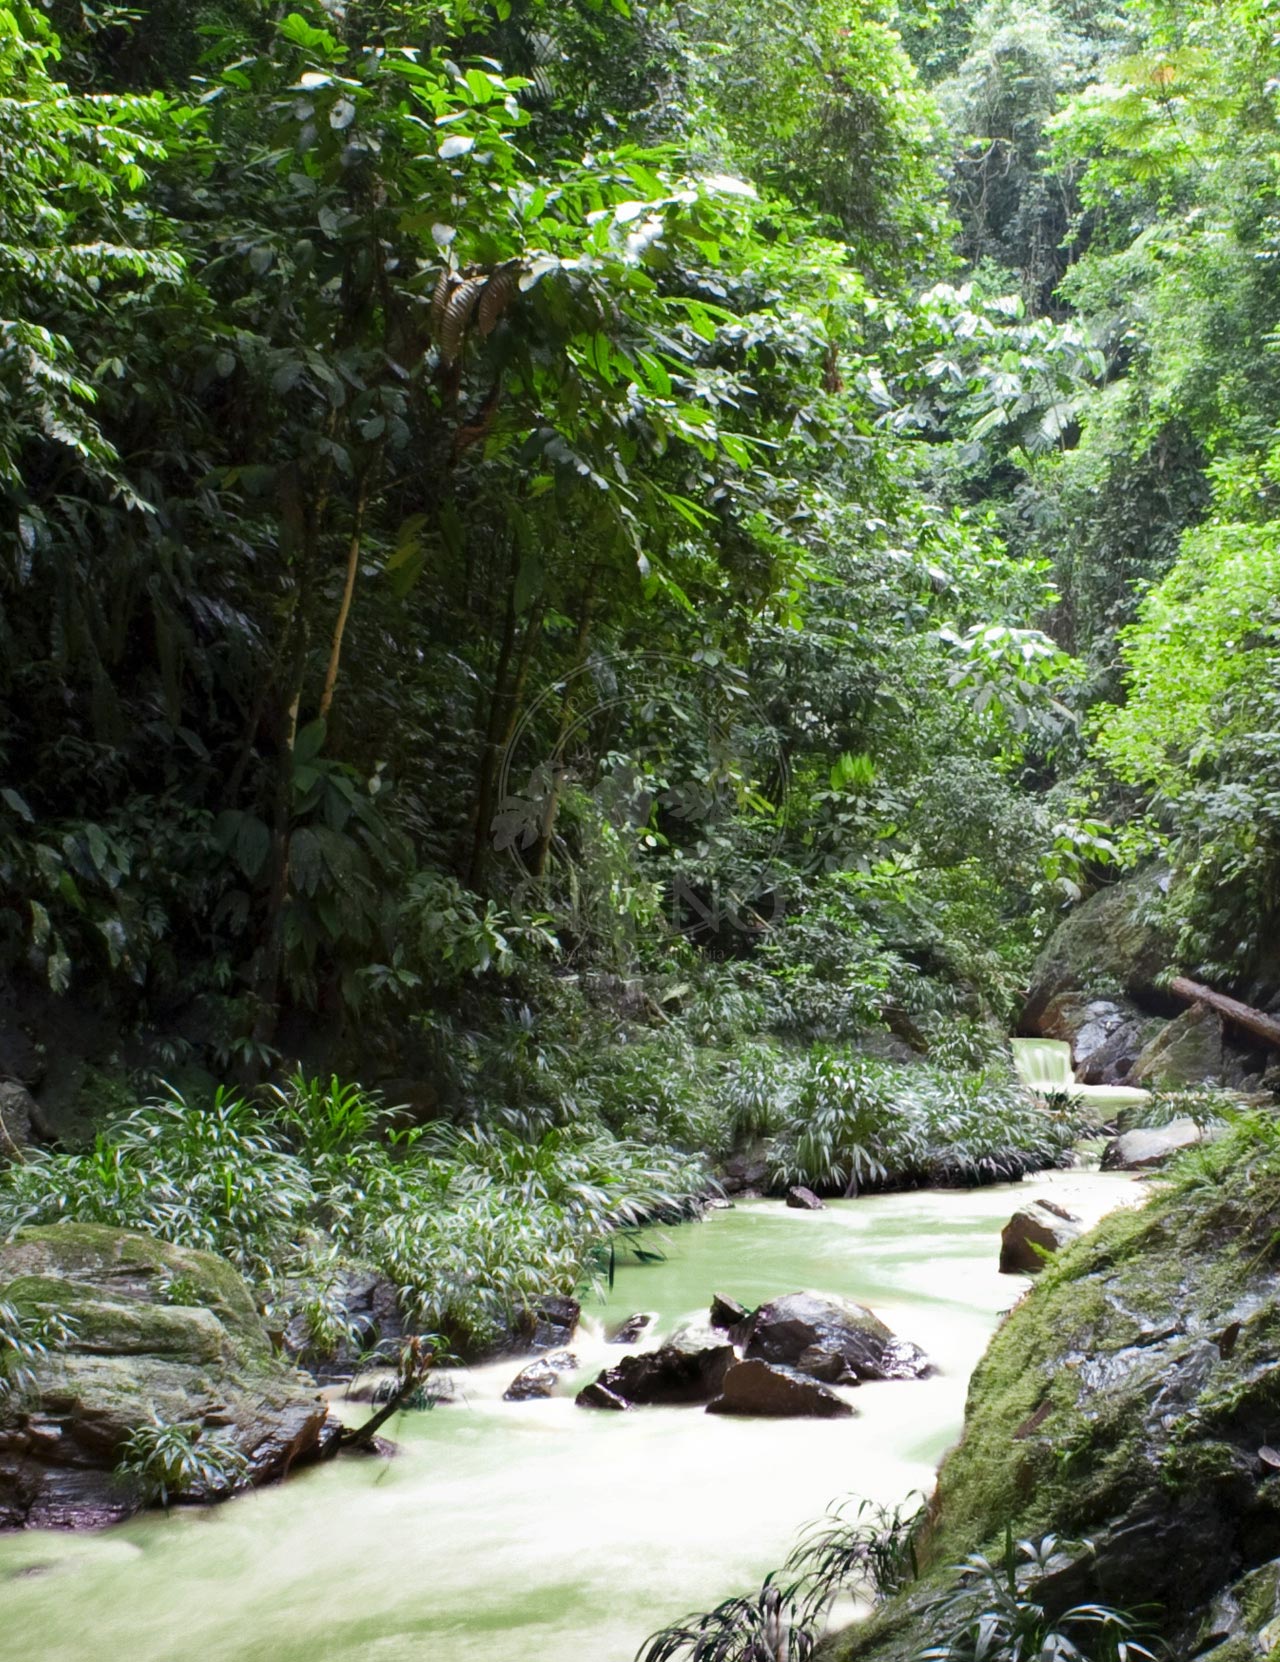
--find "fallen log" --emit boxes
[1169,976,1280,1050]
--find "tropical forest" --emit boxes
[1,0,1280,1657]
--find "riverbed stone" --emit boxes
[0,1223,338,1529]
[575,1336,734,1409]
[786,1186,826,1211]
[743,1292,931,1383]
[999,1199,1083,1274]
[1101,1117,1214,1170]
[503,1350,578,1401]
[606,1312,653,1345]
[709,1293,751,1334]
[524,1294,579,1351]
[706,1359,855,1418]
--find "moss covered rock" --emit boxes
[1021,869,1175,1033]
[0,1223,338,1529]
[821,1114,1280,1661]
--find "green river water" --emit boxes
[0,1170,1145,1662]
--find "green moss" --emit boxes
[1,1222,269,1357]
[1239,1561,1280,1633]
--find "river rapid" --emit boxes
[0,1170,1146,1662]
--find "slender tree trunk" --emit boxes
[318,479,370,723]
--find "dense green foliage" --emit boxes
[1,0,1278,1482]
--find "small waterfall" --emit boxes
[1010,1038,1075,1091]
[1011,1036,1149,1112]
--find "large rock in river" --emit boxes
[1101,1117,1215,1170]
[707,1359,854,1419]
[999,1199,1082,1274]
[576,1332,734,1409]
[0,1223,338,1529]
[1130,1004,1225,1087]
[743,1292,931,1383]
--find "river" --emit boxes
[0,1169,1146,1662]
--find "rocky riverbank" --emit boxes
[820,1110,1280,1661]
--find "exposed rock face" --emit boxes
[720,1146,769,1196]
[1131,1004,1225,1087]
[1102,1117,1214,1170]
[822,1122,1280,1662]
[707,1359,854,1418]
[744,1292,932,1383]
[0,1224,337,1529]
[503,1350,578,1401]
[1037,995,1162,1085]
[1021,868,1174,1033]
[786,1186,826,1211]
[576,1335,734,1409]
[999,1200,1082,1274]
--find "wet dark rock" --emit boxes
[1038,995,1165,1085]
[706,1359,855,1418]
[606,1313,653,1345]
[575,1336,734,1409]
[999,1200,1083,1275]
[709,1293,751,1333]
[524,1294,579,1351]
[743,1292,931,1383]
[0,1224,337,1530]
[1101,1118,1214,1170]
[786,1186,826,1211]
[503,1351,578,1401]
[575,1381,631,1411]
[720,1146,769,1196]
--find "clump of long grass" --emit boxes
[0,1077,709,1355]
[765,1046,1075,1196]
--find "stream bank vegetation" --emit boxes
[2,0,1280,1654]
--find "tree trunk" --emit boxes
[1169,976,1280,1050]
[318,478,371,723]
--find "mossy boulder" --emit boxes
[821,1116,1280,1662]
[1131,1004,1225,1086]
[1021,869,1175,1033]
[0,1223,338,1529]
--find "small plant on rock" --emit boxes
[115,1413,249,1509]
[0,1300,77,1404]
[920,1530,1157,1662]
